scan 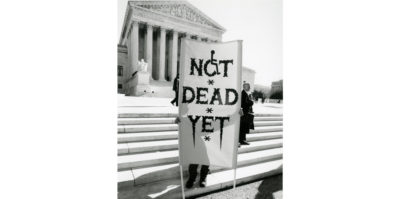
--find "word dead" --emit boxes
[182,87,238,105]
[190,50,234,77]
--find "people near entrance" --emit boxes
[170,74,179,107]
[174,117,210,188]
[239,82,254,146]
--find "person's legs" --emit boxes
[239,117,250,145]
[242,131,247,143]
[175,91,179,106]
[186,164,198,188]
[199,165,210,188]
[170,90,178,106]
[239,117,245,143]
[170,95,177,106]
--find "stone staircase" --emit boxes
[118,112,283,199]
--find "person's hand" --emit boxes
[239,109,244,116]
[175,117,181,124]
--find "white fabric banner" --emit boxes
[178,39,242,168]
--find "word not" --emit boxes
[190,50,234,77]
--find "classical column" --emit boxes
[130,21,139,75]
[158,27,166,81]
[197,36,202,41]
[169,31,178,81]
[125,34,132,84]
[145,24,153,78]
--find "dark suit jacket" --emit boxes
[241,90,255,131]
[241,90,254,114]
[172,76,179,91]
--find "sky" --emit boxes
[118,0,282,86]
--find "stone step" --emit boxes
[118,131,178,143]
[118,124,177,133]
[237,138,283,154]
[118,116,283,125]
[119,150,178,171]
[118,139,282,171]
[118,112,282,118]
[251,126,283,133]
[118,140,178,155]
[253,121,283,126]
[118,118,176,125]
[247,132,283,142]
[118,132,283,154]
[118,131,282,144]
[254,116,283,121]
[119,148,282,187]
[119,113,178,118]
[118,159,283,199]
[118,121,282,133]
[118,126,282,143]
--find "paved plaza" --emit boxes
[196,174,282,199]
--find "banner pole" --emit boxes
[233,40,243,191]
[178,130,186,199]
[178,38,186,199]
[233,167,237,189]
[177,118,186,199]
[179,165,186,199]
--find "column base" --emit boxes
[125,71,152,96]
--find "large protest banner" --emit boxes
[178,39,242,168]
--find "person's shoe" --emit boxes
[240,141,250,145]
[186,179,195,189]
[199,179,206,188]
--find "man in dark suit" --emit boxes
[239,82,254,145]
[170,74,179,106]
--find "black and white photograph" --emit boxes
[2,0,400,199]
[117,0,282,198]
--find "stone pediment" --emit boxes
[130,0,226,32]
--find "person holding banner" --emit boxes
[172,74,210,189]
[174,117,210,188]
[175,39,243,194]
[239,82,255,145]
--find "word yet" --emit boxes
[188,115,230,133]
[187,115,230,148]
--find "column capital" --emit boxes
[180,32,188,37]
[128,20,139,33]
[131,20,139,26]
[146,24,153,31]
[145,22,155,27]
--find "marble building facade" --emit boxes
[118,0,255,97]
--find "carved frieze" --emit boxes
[120,1,225,45]
[131,6,222,39]
[137,4,215,28]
